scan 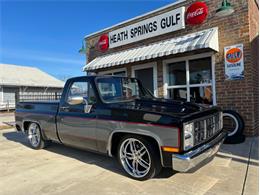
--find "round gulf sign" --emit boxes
[98,34,109,52]
[226,48,243,63]
[186,2,208,25]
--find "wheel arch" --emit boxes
[22,120,48,140]
[107,130,165,167]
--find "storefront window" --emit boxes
[190,86,213,104]
[113,71,126,76]
[168,61,186,85]
[99,69,126,77]
[166,56,214,105]
[135,68,154,94]
[168,88,187,101]
[189,57,211,84]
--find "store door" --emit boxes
[135,68,154,94]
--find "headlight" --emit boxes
[183,122,194,151]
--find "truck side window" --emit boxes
[67,81,96,105]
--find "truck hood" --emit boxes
[108,98,218,119]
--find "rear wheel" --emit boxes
[27,123,48,149]
[117,135,161,180]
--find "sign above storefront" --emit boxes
[108,7,185,49]
[97,34,109,52]
[224,44,244,80]
[186,2,208,25]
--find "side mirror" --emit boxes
[67,96,92,113]
[68,96,84,105]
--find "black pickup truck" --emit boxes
[15,75,226,180]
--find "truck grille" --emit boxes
[193,112,223,146]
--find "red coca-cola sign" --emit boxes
[186,2,208,25]
[97,34,109,52]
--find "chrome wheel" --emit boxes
[28,123,41,148]
[119,138,151,178]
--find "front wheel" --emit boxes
[27,123,49,149]
[117,135,161,180]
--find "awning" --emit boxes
[83,27,218,71]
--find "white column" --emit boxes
[0,86,3,108]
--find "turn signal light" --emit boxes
[162,146,179,153]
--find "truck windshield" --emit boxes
[96,77,152,103]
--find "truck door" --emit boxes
[56,78,97,151]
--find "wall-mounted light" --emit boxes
[78,40,87,54]
[216,0,234,17]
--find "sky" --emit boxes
[0,0,174,80]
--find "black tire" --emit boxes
[223,110,245,144]
[27,122,49,149]
[117,135,162,181]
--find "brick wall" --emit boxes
[85,0,258,136]
[248,0,259,135]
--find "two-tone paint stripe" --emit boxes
[17,110,181,150]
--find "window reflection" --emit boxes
[68,81,96,104]
[189,57,212,84]
[190,86,213,104]
[113,71,126,76]
[167,57,213,105]
[168,88,187,101]
[100,71,126,77]
[168,61,186,85]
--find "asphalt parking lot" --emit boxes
[0,127,258,195]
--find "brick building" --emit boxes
[82,0,259,136]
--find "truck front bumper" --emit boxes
[172,131,227,172]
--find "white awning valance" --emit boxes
[83,27,218,71]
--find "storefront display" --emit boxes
[82,0,259,136]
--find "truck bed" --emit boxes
[15,101,60,142]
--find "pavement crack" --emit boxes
[241,139,253,195]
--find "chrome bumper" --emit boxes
[172,131,227,172]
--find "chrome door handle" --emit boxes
[60,106,69,111]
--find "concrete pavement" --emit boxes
[0,112,15,128]
[0,128,258,195]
